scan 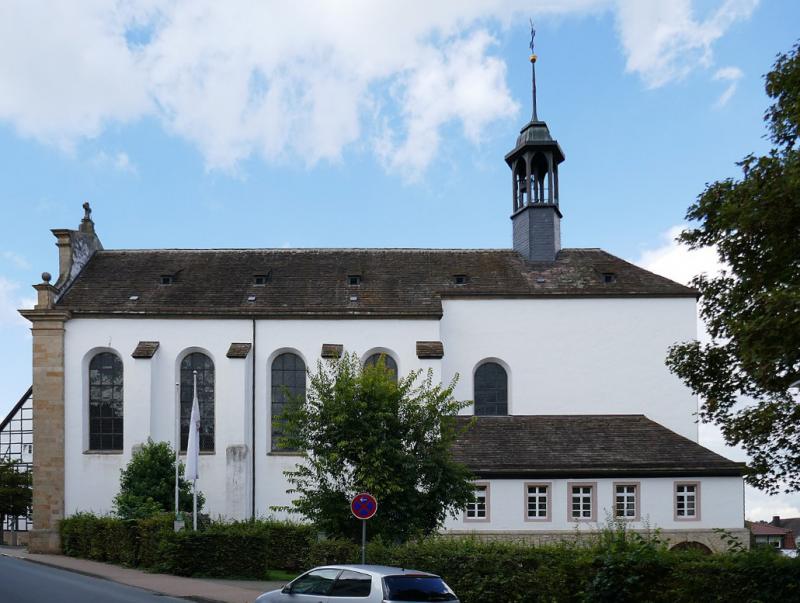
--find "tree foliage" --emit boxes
[0,458,32,541]
[666,41,800,493]
[113,439,203,519]
[279,352,475,542]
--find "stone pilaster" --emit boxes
[20,306,70,553]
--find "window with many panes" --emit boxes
[271,352,306,451]
[675,483,699,519]
[570,483,594,521]
[474,362,508,415]
[364,352,397,383]
[614,483,638,520]
[526,483,549,520]
[465,484,489,520]
[180,352,215,452]
[88,352,124,451]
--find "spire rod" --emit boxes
[529,18,538,121]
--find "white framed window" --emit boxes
[568,482,596,521]
[675,482,700,520]
[465,483,489,522]
[525,482,551,521]
[613,482,640,521]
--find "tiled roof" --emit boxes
[226,343,252,358]
[321,344,344,359]
[452,415,744,477]
[749,522,791,536]
[416,341,444,359]
[131,341,159,358]
[55,248,695,318]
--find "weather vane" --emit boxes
[529,18,536,55]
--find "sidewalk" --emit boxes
[0,545,285,603]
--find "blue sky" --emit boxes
[1,1,798,519]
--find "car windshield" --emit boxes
[383,575,457,601]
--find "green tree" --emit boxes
[279,353,475,542]
[666,42,800,493]
[0,459,32,543]
[113,439,203,519]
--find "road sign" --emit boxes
[351,492,378,520]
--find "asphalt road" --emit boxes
[0,555,188,603]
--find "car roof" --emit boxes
[314,565,438,578]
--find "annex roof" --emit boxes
[452,415,745,478]
[749,522,792,536]
[55,248,695,318]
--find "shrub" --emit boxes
[59,514,800,602]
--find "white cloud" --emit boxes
[0,1,757,173]
[0,276,34,328]
[91,150,138,174]
[614,0,757,88]
[637,226,800,521]
[713,65,743,107]
[1,251,31,270]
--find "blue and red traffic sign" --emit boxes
[351,492,378,520]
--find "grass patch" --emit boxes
[266,568,297,582]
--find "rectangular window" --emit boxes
[465,484,489,521]
[613,482,639,520]
[525,483,550,521]
[569,483,595,521]
[675,482,700,520]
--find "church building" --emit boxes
[20,47,747,554]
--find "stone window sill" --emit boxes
[83,450,123,455]
[268,450,303,457]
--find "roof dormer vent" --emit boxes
[603,272,617,284]
[454,274,467,285]
[348,274,361,286]
[160,275,174,285]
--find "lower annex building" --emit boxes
[20,49,747,554]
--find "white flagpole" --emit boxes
[185,370,201,531]
[174,381,180,523]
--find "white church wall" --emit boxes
[441,297,698,440]
[64,318,254,518]
[252,318,441,518]
[442,476,744,532]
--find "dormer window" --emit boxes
[454,274,468,285]
[160,275,174,285]
[253,274,269,286]
[603,273,617,284]
[348,275,361,286]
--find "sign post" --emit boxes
[350,492,378,565]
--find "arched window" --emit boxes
[364,353,398,383]
[180,352,215,452]
[474,362,508,416]
[271,352,306,451]
[88,352,124,451]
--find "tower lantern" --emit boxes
[505,21,565,262]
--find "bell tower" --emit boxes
[505,22,565,262]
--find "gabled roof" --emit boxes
[55,248,695,319]
[0,387,32,432]
[452,415,744,478]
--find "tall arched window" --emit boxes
[180,352,215,452]
[271,352,306,451]
[364,353,398,383]
[474,362,508,416]
[88,352,124,451]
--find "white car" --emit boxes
[255,564,460,603]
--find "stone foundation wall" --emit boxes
[441,528,750,553]
[2,530,30,546]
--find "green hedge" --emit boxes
[59,515,800,601]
